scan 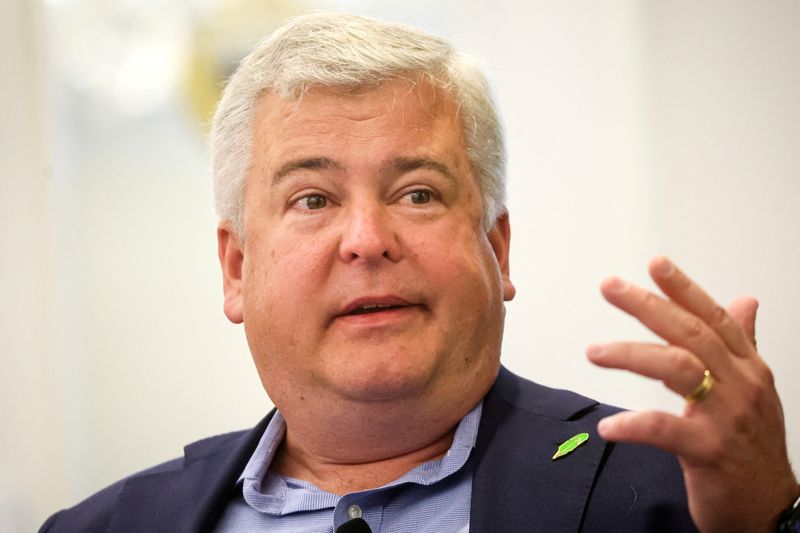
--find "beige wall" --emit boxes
[2,1,798,529]
[0,1,66,530]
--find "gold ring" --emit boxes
[684,369,714,403]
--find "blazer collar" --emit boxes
[470,366,608,533]
[105,367,605,532]
[107,412,274,533]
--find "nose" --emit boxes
[338,203,400,264]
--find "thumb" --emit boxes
[726,296,759,347]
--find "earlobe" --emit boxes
[487,211,516,301]
[218,221,245,324]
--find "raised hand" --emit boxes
[587,256,799,532]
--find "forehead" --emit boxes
[249,78,466,161]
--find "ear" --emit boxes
[217,221,244,324]
[487,211,516,301]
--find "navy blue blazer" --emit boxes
[40,367,698,532]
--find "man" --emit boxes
[41,12,798,533]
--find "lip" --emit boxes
[337,295,416,317]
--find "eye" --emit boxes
[297,194,327,210]
[406,190,432,204]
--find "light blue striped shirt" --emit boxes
[214,402,482,532]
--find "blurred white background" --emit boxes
[2,0,798,529]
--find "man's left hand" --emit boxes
[587,256,799,533]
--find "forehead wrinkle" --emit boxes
[254,80,465,191]
[332,110,392,123]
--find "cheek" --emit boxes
[242,236,333,388]
[410,223,501,304]
[242,234,332,327]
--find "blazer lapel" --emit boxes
[107,413,273,533]
[471,367,608,533]
[102,370,606,532]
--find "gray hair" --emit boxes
[210,12,506,234]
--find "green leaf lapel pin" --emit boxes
[552,432,589,460]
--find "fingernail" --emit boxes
[653,257,674,277]
[604,277,628,294]
[597,418,610,436]
[586,343,608,359]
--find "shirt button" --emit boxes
[347,504,363,519]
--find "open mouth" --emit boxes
[346,304,407,316]
[336,296,422,322]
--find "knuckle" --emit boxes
[738,377,761,405]
[702,437,726,466]
[729,405,751,433]
[638,413,668,440]
[673,272,692,291]
[668,347,696,375]
[611,342,630,359]
[738,362,775,410]
[708,304,729,328]
[642,291,661,310]
[735,382,769,421]
[754,361,776,388]
[681,315,705,340]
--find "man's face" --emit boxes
[218,79,515,419]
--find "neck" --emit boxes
[265,360,499,494]
[270,421,458,495]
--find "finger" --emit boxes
[597,410,713,464]
[649,257,756,358]
[726,296,758,348]
[587,342,707,396]
[600,277,733,378]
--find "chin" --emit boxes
[328,357,435,403]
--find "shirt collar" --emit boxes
[238,401,483,515]
[238,410,286,486]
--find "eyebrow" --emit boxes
[271,155,457,185]
[273,157,342,185]
[384,157,457,183]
